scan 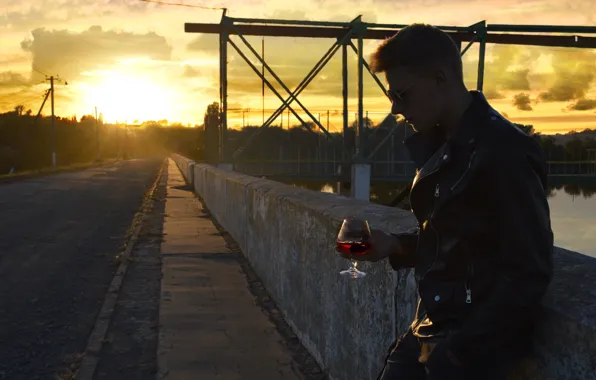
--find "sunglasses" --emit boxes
[387,83,416,105]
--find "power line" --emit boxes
[32,65,50,77]
[139,0,226,9]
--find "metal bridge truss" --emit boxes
[185,13,596,166]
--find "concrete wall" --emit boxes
[171,155,596,380]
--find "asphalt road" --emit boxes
[0,159,162,380]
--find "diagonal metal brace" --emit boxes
[460,35,478,56]
[232,42,342,160]
[366,115,406,161]
[232,21,358,160]
[227,38,312,135]
[229,23,332,139]
[349,40,388,98]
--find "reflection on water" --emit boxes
[288,181,596,258]
[548,185,596,258]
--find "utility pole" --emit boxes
[50,76,56,168]
[45,74,67,168]
[95,106,100,161]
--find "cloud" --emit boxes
[3,0,152,31]
[183,65,201,78]
[0,72,29,87]
[568,99,596,111]
[20,26,172,82]
[539,49,596,102]
[513,93,533,111]
[464,44,541,98]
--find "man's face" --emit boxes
[385,66,445,134]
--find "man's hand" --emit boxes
[336,228,402,262]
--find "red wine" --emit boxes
[336,241,372,255]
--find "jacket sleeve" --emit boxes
[447,140,554,362]
[388,231,418,269]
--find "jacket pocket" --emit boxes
[420,280,472,322]
[420,280,456,317]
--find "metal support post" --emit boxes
[50,76,56,168]
[342,42,349,164]
[349,41,387,98]
[219,14,229,163]
[356,34,364,162]
[472,21,487,92]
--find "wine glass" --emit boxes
[336,218,372,279]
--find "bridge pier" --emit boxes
[351,163,371,201]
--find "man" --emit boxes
[345,24,554,379]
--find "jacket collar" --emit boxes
[405,90,489,168]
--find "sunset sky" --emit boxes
[1,0,596,134]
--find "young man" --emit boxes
[345,24,554,379]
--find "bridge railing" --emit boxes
[233,159,596,180]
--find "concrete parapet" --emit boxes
[170,154,596,380]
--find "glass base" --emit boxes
[340,266,366,279]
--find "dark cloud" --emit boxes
[568,99,596,111]
[0,72,29,87]
[513,93,533,111]
[465,45,540,97]
[20,26,172,81]
[539,49,596,102]
[481,87,504,100]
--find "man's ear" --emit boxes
[433,67,448,86]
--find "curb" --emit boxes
[74,159,165,380]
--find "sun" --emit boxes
[87,72,175,123]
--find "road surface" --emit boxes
[0,159,162,380]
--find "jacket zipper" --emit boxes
[422,184,441,279]
[465,263,474,304]
[450,151,476,191]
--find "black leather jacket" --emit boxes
[389,91,554,363]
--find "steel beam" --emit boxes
[487,24,596,34]
[207,17,596,35]
[185,23,596,48]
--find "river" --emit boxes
[287,181,596,258]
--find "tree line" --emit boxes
[1,101,595,175]
[0,105,202,174]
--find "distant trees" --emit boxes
[0,109,204,174]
